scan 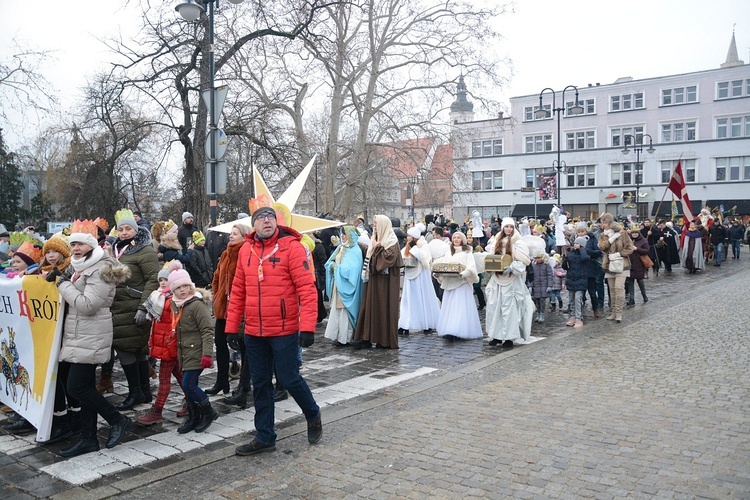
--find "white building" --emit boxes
[452,33,750,223]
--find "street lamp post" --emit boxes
[176,0,244,227]
[535,86,584,209]
[621,133,655,219]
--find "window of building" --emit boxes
[524,104,551,121]
[566,165,596,187]
[660,159,696,183]
[471,139,503,157]
[472,170,503,190]
[566,130,595,150]
[661,85,698,106]
[566,98,595,115]
[716,115,750,139]
[610,92,644,112]
[717,79,750,99]
[715,156,750,182]
[524,134,552,153]
[611,163,634,186]
[610,126,644,147]
[661,121,697,143]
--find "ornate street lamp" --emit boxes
[622,133,655,218]
[535,86,583,209]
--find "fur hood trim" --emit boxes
[100,260,132,285]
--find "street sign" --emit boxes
[202,85,229,124]
[205,128,228,161]
[205,161,227,195]
[520,187,535,192]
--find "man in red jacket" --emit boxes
[226,205,322,456]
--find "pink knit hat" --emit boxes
[168,268,194,292]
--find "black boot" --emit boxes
[3,417,35,434]
[138,360,153,404]
[59,437,99,458]
[194,400,219,433]
[222,386,250,409]
[116,363,148,411]
[177,403,200,434]
[106,416,131,449]
[68,408,82,435]
[46,414,74,444]
[204,380,230,395]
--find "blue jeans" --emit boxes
[731,240,741,258]
[245,333,319,445]
[181,369,207,404]
[714,242,724,263]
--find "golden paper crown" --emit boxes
[164,220,177,233]
[94,217,109,232]
[248,194,274,215]
[70,219,99,238]
[16,241,43,263]
[115,208,136,228]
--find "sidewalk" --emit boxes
[127,258,750,498]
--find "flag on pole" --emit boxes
[667,161,694,223]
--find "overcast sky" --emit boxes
[1,0,749,149]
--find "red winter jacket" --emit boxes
[225,226,317,337]
[149,296,177,361]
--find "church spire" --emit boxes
[721,28,744,68]
[449,74,475,124]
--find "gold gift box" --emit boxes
[484,254,513,272]
[432,262,465,274]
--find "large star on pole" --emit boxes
[209,155,344,234]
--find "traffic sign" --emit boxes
[202,85,229,124]
[205,128,228,161]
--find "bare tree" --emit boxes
[297,0,509,216]
[0,44,58,123]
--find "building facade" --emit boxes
[453,34,750,223]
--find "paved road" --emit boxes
[2,256,750,498]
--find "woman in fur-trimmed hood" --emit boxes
[110,210,161,410]
[485,217,535,348]
[57,231,132,458]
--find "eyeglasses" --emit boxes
[256,214,276,221]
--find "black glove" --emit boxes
[226,333,241,351]
[299,331,315,348]
[45,266,63,282]
[134,310,151,326]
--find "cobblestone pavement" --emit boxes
[1,256,749,498]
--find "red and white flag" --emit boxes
[667,161,694,223]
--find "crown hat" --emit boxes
[115,208,138,230]
[15,240,43,265]
[69,219,101,249]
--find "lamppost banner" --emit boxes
[0,276,63,442]
[538,173,557,201]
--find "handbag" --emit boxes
[608,252,624,273]
[640,254,654,269]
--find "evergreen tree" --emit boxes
[0,128,24,229]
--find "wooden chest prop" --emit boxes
[431,262,465,274]
[484,254,513,272]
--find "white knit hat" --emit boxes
[501,217,516,229]
[69,232,99,249]
[182,212,194,223]
[407,226,421,239]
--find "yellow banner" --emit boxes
[0,275,63,442]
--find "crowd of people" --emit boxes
[0,203,747,458]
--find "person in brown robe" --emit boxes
[353,214,404,349]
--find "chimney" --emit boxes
[498,111,504,119]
